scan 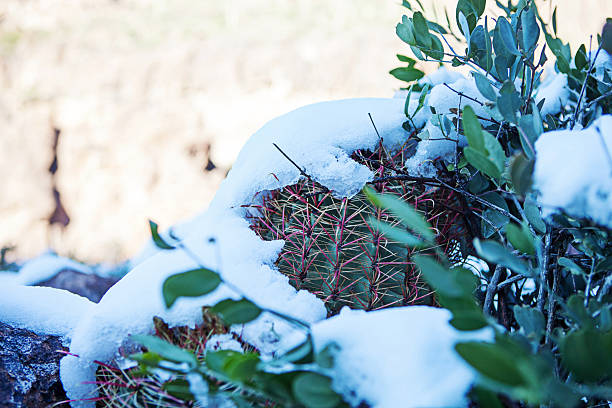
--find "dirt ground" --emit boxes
[1,0,610,263]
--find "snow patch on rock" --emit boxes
[0,285,94,341]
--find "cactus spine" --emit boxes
[249,140,473,315]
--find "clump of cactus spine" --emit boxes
[248,138,475,315]
[93,307,249,408]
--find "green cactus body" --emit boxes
[249,140,473,315]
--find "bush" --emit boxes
[101,1,612,406]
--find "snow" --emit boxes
[405,75,488,177]
[310,306,492,408]
[205,334,243,353]
[2,251,93,286]
[61,98,410,406]
[420,66,465,87]
[0,285,94,340]
[60,211,326,406]
[535,67,569,116]
[534,114,612,228]
[210,98,409,206]
[4,95,503,406]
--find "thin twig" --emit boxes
[368,175,522,224]
[484,265,504,315]
[545,265,558,345]
[537,230,552,313]
[443,83,485,106]
[272,143,311,180]
[572,41,604,128]
[578,89,612,116]
[584,257,595,307]
[368,113,382,141]
[434,178,523,224]
[497,274,525,290]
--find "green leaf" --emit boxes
[498,17,521,56]
[497,81,521,123]
[412,255,466,297]
[389,67,424,82]
[292,373,341,408]
[506,223,536,255]
[412,12,432,48]
[221,352,260,381]
[513,306,545,341]
[523,199,546,234]
[368,218,427,248]
[427,34,445,61]
[163,379,195,401]
[280,335,314,364]
[427,20,448,35]
[603,20,612,56]
[474,239,533,277]
[520,7,540,55]
[575,44,588,71]
[363,186,434,242]
[558,257,584,275]
[396,54,416,64]
[211,298,262,325]
[519,115,541,151]
[559,328,612,382]
[462,105,485,152]
[130,351,162,367]
[149,220,175,250]
[472,387,504,408]
[316,342,340,369]
[163,268,222,308]
[458,12,472,44]
[480,192,510,238]
[205,349,235,373]
[464,146,501,180]
[396,16,416,46]
[474,72,497,101]
[469,0,486,16]
[455,341,527,386]
[456,0,478,36]
[510,154,534,197]
[131,335,197,366]
[545,33,571,74]
[413,83,430,117]
[449,309,489,331]
[484,18,493,71]
[482,131,506,173]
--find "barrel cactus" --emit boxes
[248,139,475,315]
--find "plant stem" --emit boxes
[497,274,525,290]
[484,265,504,315]
[584,257,595,307]
[545,265,558,345]
[571,41,603,129]
[537,230,552,313]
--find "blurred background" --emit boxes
[1,0,611,264]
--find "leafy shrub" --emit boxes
[101,1,612,407]
[385,0,612,406]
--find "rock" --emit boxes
[0,322,67,407]
[38,269,118,303]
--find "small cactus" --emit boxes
[248,139,474,315]
[94,308,243,407]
